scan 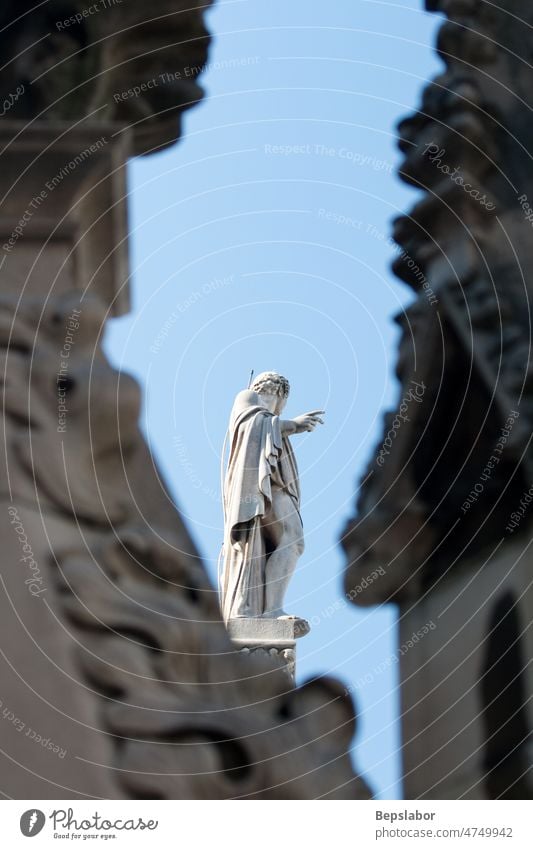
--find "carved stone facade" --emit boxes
[343,0,533,799]
[0,3,370,799]
[0,0,211,155]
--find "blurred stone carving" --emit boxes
[0,3,370,800]
[343,0,533,800]
[0,0,212,154]
[53,529,368,798]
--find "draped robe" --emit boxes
[221,390,300,621]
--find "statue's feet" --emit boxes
[262,608,294,619]
[261,610,310,638]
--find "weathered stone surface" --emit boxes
[0,1,212,155]
[227,617,305,681]
[0,6,370,800]
[343,0,533,600]
[343,0,533,800]
[399,537,533,800]
[228,617,309,644]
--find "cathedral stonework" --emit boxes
[343,0,533,800]
[0,1,369,800]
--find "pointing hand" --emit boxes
[292,410,325,433]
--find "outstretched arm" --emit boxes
[281,410,325,435]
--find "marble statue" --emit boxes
[220,371,324,624]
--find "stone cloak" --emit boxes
[221,390,300,620]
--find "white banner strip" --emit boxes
[2,800,531,848]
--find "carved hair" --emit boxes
[251,371,290,398]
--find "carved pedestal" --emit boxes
[227,618,310,681]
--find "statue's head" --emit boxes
[251,371,289,414]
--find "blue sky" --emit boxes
[105,0,442,799]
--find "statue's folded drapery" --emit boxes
[221,390,300,621]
